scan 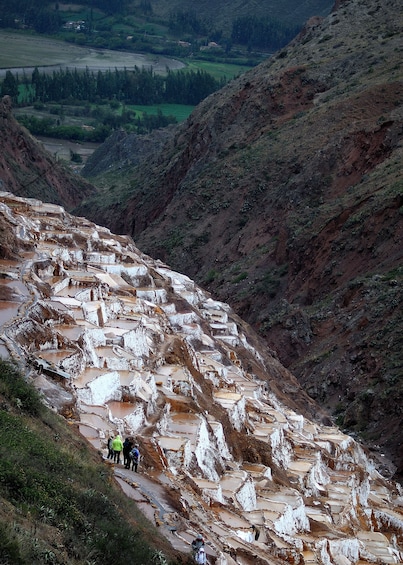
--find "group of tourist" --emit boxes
[106,434,140,472]
[106,436,211,562]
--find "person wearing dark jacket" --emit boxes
[107,435,114,459]
[191,534,204,555]
[123,437,133,469]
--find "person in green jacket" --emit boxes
[112,434,123,464]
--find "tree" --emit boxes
[1,70,18,101]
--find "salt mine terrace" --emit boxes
[0,191,402,565]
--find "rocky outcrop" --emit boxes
[81,126,176,178]
[0,191,402,564]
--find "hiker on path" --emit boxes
[123,437,133,468]
[107,435,114,459]
[191,534,204,556]
[112,434,123,464]
[130,444,140,472]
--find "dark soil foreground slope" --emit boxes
[76,0,403,480]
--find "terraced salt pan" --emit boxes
[213,507,252,529]
[106,400,138,419]
[0,259,21,275]
[214,390,242,403]
[154,364,191,387]
[79,424,102,449]
[0,278,29,295]
[53,282,85,297]
[74,368,128,388]
[80,411,109,431]
[103,262,149,280]
[220,471,248,496]
[105,318,139,330]
[1,191,402,565]
[304,506,333,525]
[136,288,167,303]
[158,436,186,451]
[302,550,317,564]
[253,422,280,438]
[83,252,116,264]
[39,349,75,364]
[169,413,200,435]
[241,463,269,476]
[356,531,398,564]
[119,295,143,312]
[197,354,230,378]
[287,459,315,475]
[30,203,64,216]
[0,301,22,325]
[51,295,82,309]
[191,478,224,505]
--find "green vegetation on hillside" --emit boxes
[5,66,224,107]
[0,358,187,565]
[1,65,224,138]
[0,0,304,57]
[231,15,300,51]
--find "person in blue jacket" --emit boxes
[130,444,140,472]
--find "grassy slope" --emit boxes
[0,358,189,565]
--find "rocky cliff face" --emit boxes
[0,191,402,564]
[75,0,403,480]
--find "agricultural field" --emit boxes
[126,103,195,122]
[0,31,185,77]
[181,58,253,81]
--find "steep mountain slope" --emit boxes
[76,0,403,480]
[0,95,96,208]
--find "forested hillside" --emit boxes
[0,0,333,51]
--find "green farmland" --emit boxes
[127,103,195,122]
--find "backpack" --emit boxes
[130,448,139,462]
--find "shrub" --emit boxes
[0,358,42,416]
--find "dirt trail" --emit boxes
[113,463,193,554]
